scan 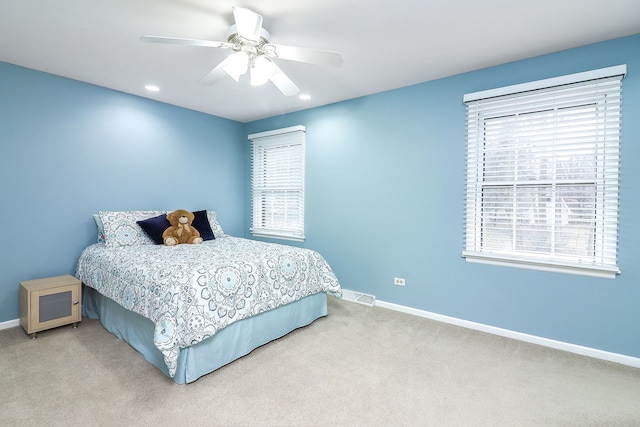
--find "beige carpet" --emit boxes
[1,297,639,426]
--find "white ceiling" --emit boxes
[2,0,639,123]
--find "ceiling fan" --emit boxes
[140,6,343,96]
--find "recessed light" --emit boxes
[299,93,311,100]
[145,85,160,92]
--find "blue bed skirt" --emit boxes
[83,286,328,383]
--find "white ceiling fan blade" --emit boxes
[198,59,230,86]
[269,62,300,96]
[232,6,263,42]
[264,44,343,67]
[140,35,232,49]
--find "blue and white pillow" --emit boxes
[206,210,225,238]
[99,210,166,248]
[93,214,106,243]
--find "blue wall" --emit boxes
[0,62,245,322]
[245,34,640,359]
[2,34,639,360]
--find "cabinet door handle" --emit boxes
[73,301,79,305]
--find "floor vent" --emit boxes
[342,289,376,307]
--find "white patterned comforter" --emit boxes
[76,236,342,377]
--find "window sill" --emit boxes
[462,251,620,279]
[250,231,305,243]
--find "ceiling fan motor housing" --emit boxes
[226,24,270,53]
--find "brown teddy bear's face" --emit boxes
[167,209,195,226]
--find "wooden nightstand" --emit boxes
[19,275,82,339]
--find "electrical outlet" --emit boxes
[394,277,405,286]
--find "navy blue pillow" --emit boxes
[137,214,170,244]
[192,210,215,241]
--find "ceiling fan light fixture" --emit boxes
[140,6,342,97]
[223,51,250,81]
[250,56,276,86]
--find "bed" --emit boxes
[75,210,342,384]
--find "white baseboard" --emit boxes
[0,318,20,330]
[373,299,640,369]
[6,291,638,369]
[340,289,640,369]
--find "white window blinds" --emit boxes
[463,66,625,278]
[249,125,305,241]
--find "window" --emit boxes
[249,125,305,241]
[463,66,625,278]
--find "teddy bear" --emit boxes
[162,209,203,246]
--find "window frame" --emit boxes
[249,125,306,242]
[463,66,625,278]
